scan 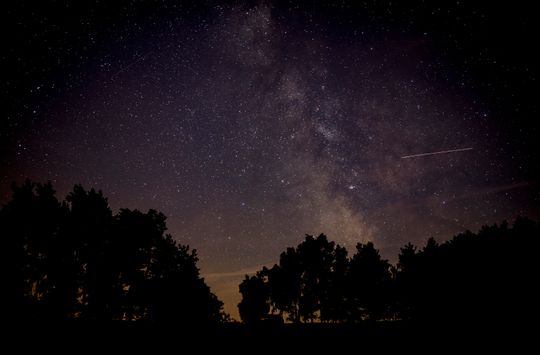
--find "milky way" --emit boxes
[2,1,538,318]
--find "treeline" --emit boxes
[238,219,539,325]
[2,180,539,327]
[1,180,226,324]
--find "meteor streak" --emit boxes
[401,147,473,159]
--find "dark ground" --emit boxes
[9,320,533,353]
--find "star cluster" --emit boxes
[1,1,538,318]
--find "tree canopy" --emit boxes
[238,219,540,325]
[0,180,226,324]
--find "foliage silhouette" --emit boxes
[0,180,226,324]
[239,218,539,326]
[347,242,392,321]
[238,273,270,324]
[236,235,345,323]
[395,218,540,326]
[2,179,538,330]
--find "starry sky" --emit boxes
[2,1,538,319]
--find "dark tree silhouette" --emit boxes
[395,218,540,326]
[0,180,226,324]
[238,272,270,324]
[394,242,419,320]
[320,242,348,322]
[240,234,350,323]
[65,184,114,320]
[266,248,302,322]
[1,180,68,320]
[4,179,538,329]
[347,242,392,321]
[296,234,334,322]
[239,218,539,327]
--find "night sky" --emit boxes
[2,1,538,319]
